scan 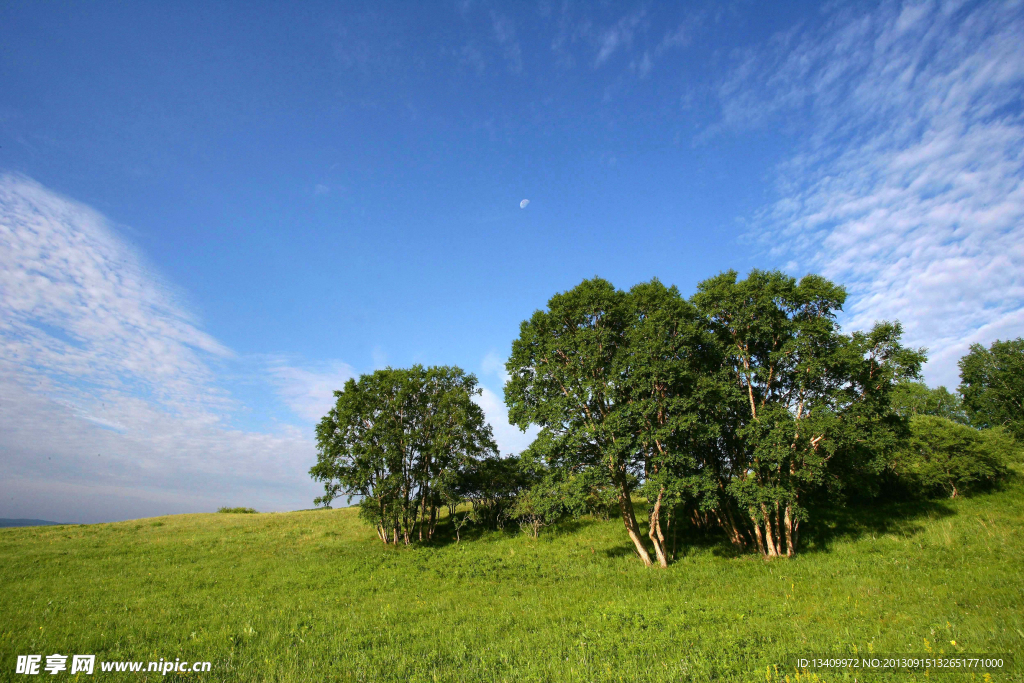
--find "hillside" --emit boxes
[2,479,1022,682]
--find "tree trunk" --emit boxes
[761,503,779,557]
[750,510,768,556]
[418,486,429,542]
[617,483,653,567]
[719,505,747,550]
[784,504,795,557]
[647,488,669,568]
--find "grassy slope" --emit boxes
[1,479,1022,682]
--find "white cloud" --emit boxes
[480,349,509,384]
[266,359,356,423]
[719,1,1024,388]
[474,351,536,456]
[473,385,537,456]
[594,10,645,67]
[0,174,322,522]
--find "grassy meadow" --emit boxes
[2,476,1023,682]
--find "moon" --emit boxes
[520,199,530,209]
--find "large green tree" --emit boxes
[504,278,714,567]
[310,365,496,544]
[692,270,924,557]
[958,338,1024,440]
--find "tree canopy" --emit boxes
[506,270,925,562]
[891,381,969,424]
[958,338,1024,440]
[310,365,496,544]
[504,277,714,567]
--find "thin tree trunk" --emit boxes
[418,486,429,542]
[720,505,746,550]
[617,483,653,567]
[648,488,669,568]
[784,505,794,558]
[655,514,669,563]
[750,510,768,556]
[762,503,778,557]
[668,508,679,561]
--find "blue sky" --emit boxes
[2,0,1022,522]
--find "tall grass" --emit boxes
[1,474,1022,681]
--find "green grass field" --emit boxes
[2,476,1022,682]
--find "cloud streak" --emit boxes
[0,174,321,522]
[720,0,1024,387]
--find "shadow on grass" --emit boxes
[424,513,605,548]
[797,496,956,554]
[651,494,959,562]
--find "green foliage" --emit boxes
[310,365,496,544]
[504,277,715,566]
[893,416,1011,498]
[217,507,258,514]
[506,270,927,562]
[891,381,969,424]
[958,337,1024,440]
[691,271,923,557]
[459,454,530,530]
[2,486,1024,681]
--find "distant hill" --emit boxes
[0,518,62,528]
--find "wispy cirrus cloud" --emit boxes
[266,359,356,424]
[491,12,524,75]
[0,174,322,522]
[0,176,535,523]
[719,0,1024,387]
[594,10,646,67]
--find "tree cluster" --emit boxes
[309,274,1022,567]
[310,365,496,544]
[504,271,928,564]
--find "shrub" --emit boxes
[512,485,569,538]
[217,507,258,514]
[892,415,1010,498]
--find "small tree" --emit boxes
[510,452,585,538]
[310,365,496,544]
[958,338,1024,440]
[460,455,530,530]
[893,415,1011,497]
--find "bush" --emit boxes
[892,415,1010,498]
[217,507,258,514]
